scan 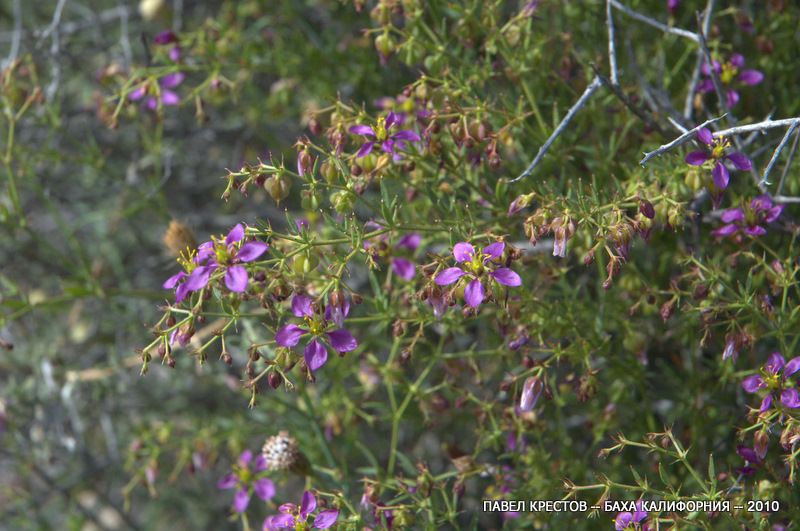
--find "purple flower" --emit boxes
[685,127,751,196]
[153,30,182,62]
[742,352,800,411]
[263,491,339,530]
[697,53,764,108]
[712,195,783,238]
[128,72,185,110]
[614,500,648,530]
[507,193,535,217]
[734,445,763,476]
[364,223,421,281]
[274,294,358,372]
[667,0,680,14]
[349,111,421,160]
[163,223,269,303]
[435,241,521,309]
[217,450,276,513]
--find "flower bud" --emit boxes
[519,376,543,412]
[265,173,291,203]
[268,371,283,389]
[320,159,339,184]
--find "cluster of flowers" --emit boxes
[129,30,185,110]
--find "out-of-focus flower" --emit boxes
[364,222,421,281]
[128,72,185,111]
[349,111,421,160]
[712,195,783,238]
[263,491,338,530]
[217,450,276,513]
[519,376,543,412]
[614,500,648,530]
[697,53,764,108]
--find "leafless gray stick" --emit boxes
[760,122,799,187]
[713,118,800,138]
[777,127,800,196]
[510,76,603,183]
[606,0,619,85]
[609,0,699,42]
[639,115,725,166]
[683,0,715,120]
[2,0,23,70]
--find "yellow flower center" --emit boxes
[304,316,324,336]
[710,137,730,160]
[720,62,738,85]
[465,251,485,276]
[176,248,197,272]
[374,117,388,142]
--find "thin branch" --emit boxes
[713,118,800,138]
[609,0,699,43]
[683,0,715,120]
[591,65,667,137]
[2,0,22,70]
[777,126,800,196]
[760,122,799,186]
[510,76,603,183]
[639,114,725,166]
[695,12,733,125]
[606,0,619,85]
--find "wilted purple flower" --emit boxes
[435,241,521,309]
[217,450,276,513]
[521,1,541,17]
[685,127,751,196]
[519,376,543,412]
[128,72,185,111]
[263,490,338,530]
[163,223,269,303]
[614,500,648,531]
[507,193,535,217]
[697,53,764,108]
[712,195,783,238]
[274,294,358,372]
[349,111,421,160]
[742,352,800,411]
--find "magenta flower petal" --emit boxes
[453,242,475,262]
[128,85,146,101]
[464,279,485,308]
[184,265,214,291]
[254,478,276,501]
[729,53,745,68]
[275,324,306,348]
[356,141,375,158]
[160,90,180,106]
[482,242,505,260]
[726,152,752,171]
[217,472,237,490]
[744,225,767,237]
[766,352,786,374]
[160,72,185,89]
[685,151,710,166]
[349,125,375,136]
[393,129,421,142]
[175,282,190,303]
[385,111,400,129]
[313,509,339,529]
[254,454,267,472]
[391,257,416,280]
[742,374,765,393]
[780,388,800,408]
[726,89,740,108]
[225,266,248,292]
[696,79,714,93]
[760,394,773,413]
[764,205,784,223]
[227,223,245,244]
[783,357,800,378]
[711,224,738,238]
[720,208,745,223]
[163,271,186,289]
[327,329,357,353]
[304,339,328,372]
[145,97,159,111]
[615,513,634,531]
[238,241,269,262]
[195,241,214,263]
[292,294,314,318]
[154,30,178,45]
[697,127,714,146]
[396,233,421,250]
[233,488,251,513]
[435,267,465,286]
[738,69,764,86]
[712,161,730,189]
[239,450,253,465]
[300,491,317,519]
[491,268,522,287]
[632,500,647,522]
[265,514,295,529]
